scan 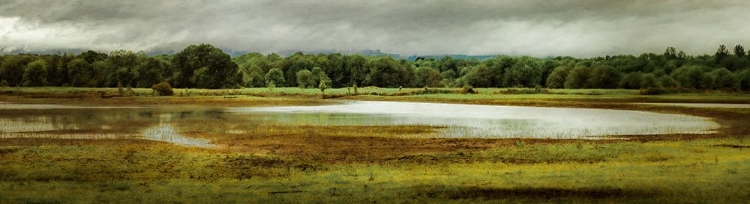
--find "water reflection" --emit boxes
[0,101,722,144]
[0,106,217,147]
[142,123,214,148]
[232,101,720,139]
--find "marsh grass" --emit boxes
[2,87,750,203]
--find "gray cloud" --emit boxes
[1,0,749,57]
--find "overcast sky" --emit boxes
[1,0,749,57]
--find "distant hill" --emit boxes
[405,55,496,61]
[2,47,499,61]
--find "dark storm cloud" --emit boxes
[1,0,749,57]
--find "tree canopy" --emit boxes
[1,43,749,92]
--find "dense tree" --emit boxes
[459,65,493,87]
[265,68,285,87]
[620,72,643,89]
[709,68,740,90]
[739,69,750,91]
[22,59,48,86]
[587,65,621,89]
[1,55,35,86]
[79,50,108,64]
[241,66,266,87]
[671,66,712,89]
[640,73,661,88]
[503,57,542,87]
[173,44,239,88]
[282,52,315,87]
[364,57,409,87]
[734,45,746,58]
[440,69,458,87]
[67,59,96,87]
[1,44,749,92]
[715,44,729,65]
[658,75,678,88]
[545,66,572,88]
[296,69,315,88]
[564,66,590,89]
[311,67,326,85]
[414,67,443,87]
[345,55,367,87]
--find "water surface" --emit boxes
[0,101,720,146]
[232,101,718,139]
[635,103,750,109]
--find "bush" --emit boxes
[639,87,667,95]
[151,82,174,96]
[460,85,477,94]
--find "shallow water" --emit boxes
[231,101,719,139]
[0,101,720,146]
[0,107,215,147]
[0,103,141,110]
[635,103,750,109]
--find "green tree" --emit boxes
[440,69,458,87]
[364,56,408,87]
[709,68,740,90]
[545,66,572,88]
[79,50,108,63]
[620,72,643,89]
[282,52,315,87]
[241,66,265,87]
[414,67,443,87]
[564,66,590,89]
[658,75,678,88]
[671,66,712,89]
[640,73,661,88]
[22,59,48,86]
[173,44,239,88]
[311,67,326,85]
[715,44,729,65]
[738,69,750,91]
[0,55,34,87]
[503,57,542,87]
[296,69,315,88]
[734,45,746,58]
[135,57,172,88]
[459,65,492,87]
[265,68,285,87]
[92,61,115,87]
[587,65,621,89]
[664,47,677,59]
[345,55,367,87]
[67,59,95,87]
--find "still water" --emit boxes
[0,101,719,147]
[231,101,718,139]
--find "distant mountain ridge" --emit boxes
[1,47,499,61]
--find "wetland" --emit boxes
[1,88,749,203]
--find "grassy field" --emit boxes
[1,87,749,203]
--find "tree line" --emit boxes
[1,43,750,91]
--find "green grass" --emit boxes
[2,137,750,203]
[1,87,750,203]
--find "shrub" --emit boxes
[639,87,667,95]
[460,85,476,94]
[151,82,174,96]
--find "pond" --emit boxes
[635,103,750,109]
[0,101,720,147]
[230,101,719,139]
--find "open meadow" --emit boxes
[1,87,749,203]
